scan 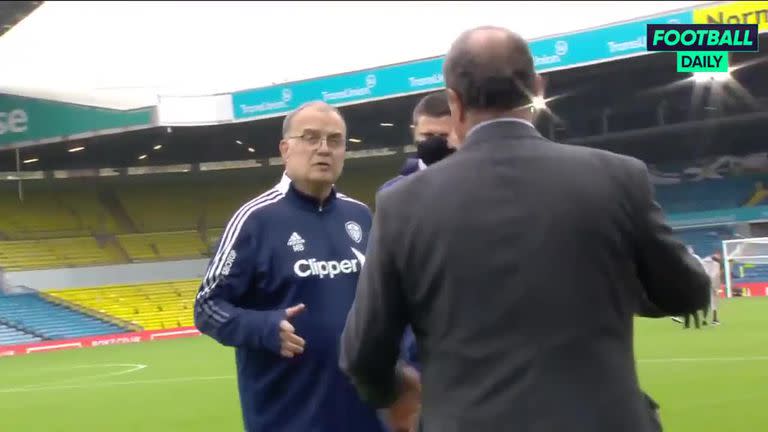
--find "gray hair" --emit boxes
[281,101,345,138]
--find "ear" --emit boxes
[446,88,464,123]
[279,139,290,162]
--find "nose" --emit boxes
[316,138,332,154]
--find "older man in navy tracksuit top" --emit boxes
[195,102,387,432]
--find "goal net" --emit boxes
[723,237,768,297]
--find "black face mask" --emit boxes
[416,135,455,166]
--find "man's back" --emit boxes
[379,121,709,432]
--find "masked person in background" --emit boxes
[379,91,457,192]
[377,92,458,372]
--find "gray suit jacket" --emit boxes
[340,120,710,432]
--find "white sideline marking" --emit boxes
[26,342,82,353]
[0,375,234,394]
[150,329,200,340]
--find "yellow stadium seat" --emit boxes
[0,237,117,270]
[48,279,199,330]
[117,231,208,262]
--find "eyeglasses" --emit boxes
[287,130,345,149]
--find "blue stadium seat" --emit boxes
[0,322,41,345]
[656,177,758,213]
[675,226,733,257]
[0,293,125,340]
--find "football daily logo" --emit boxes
[646,23,759,73]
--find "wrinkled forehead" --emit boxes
[414,115,452,136]
[287,107,347,137]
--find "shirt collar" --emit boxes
[417,159,428,171]
[466,117,536,141]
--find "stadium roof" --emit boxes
[0,1,712,110]
[1,0,743,152]
[0,1,41,39]
[2,34,766,175]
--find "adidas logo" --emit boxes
[287,232,305,252]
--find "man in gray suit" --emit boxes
[340,26,710,432]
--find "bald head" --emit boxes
[443,26,538,112]
[282,101,344,138]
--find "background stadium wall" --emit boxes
[6,258,208,290]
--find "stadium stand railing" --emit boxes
[48,279,198,330]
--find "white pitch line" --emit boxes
[2,363,147,393]
[2,356,767,395]
[13,363,148,390]
[0,375,235,394]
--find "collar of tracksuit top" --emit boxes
[277,171,341,213]
[285,178,338,213]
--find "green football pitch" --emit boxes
[1,298,766,431]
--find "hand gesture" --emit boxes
[387,364,422,432]
[279,304,306,358]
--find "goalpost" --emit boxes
[722,237,768,298]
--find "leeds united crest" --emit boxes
[345,221,362,243]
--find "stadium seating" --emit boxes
[0,322,41,345]
[0,189,116,239]
[117,184,207,232]
[656,177,760,213]
[0,293,125,340]
[736,264,768,282]
[206,228,224,250]
[0,237,122,271]
[49,279,198,330]
[117,231,208,262]
[675,226,734,257]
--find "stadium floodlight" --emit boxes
[235,140,243,145]
[531,96,547,110]
[22,158,38,164]
[348,138,362,143]
[68,146,85,153]
[138,154,147,160]
[153,144,163,150]
[722,236,768,297]
[693,71,730,82]
[380,123,394,127]
[247,147,255,153]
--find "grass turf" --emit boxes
[0,297,765,431]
